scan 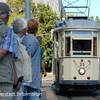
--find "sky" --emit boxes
[90,0,100,17]
[62,0,100,18]
[0,0,99,18]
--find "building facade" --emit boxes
[0,0,6,3]
[32,0,62,17]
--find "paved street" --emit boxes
[41,73,100,100]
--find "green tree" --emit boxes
[89,16,100,23]
[31,4,58,71]
[89,16,94,20]
[95,16,100,23]
[7,0,25,26]
[7,1,58,71]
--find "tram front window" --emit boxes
[73,40,91,55]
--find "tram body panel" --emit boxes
[59,58,99,82]
[52,18,100,89]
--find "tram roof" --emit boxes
[54,19,100,31]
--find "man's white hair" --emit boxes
[13,18,27,33]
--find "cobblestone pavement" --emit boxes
[41,73,100,100]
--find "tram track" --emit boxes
[41,85,100,100]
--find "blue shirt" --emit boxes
[0,28,20,58]
[22,34,41,90]
[0,28,20,83]
[39,47,44,72]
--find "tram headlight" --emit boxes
[78,68,86,75]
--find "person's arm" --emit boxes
[0,48,7,58]
[42,62,47,77]
[40,48,47,77]
[0,29,12,57]
[26,42,38,57]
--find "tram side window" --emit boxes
[65,37,70,56]
[73,40,91,51]
[73,40,91,55]
[93,37,97,56]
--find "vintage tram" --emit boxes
[52,16,100,90]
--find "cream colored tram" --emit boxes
[52,17,100,90]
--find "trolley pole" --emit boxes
[25,0,31,20]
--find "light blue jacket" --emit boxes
[0,28,20,83]
[22,34,41,90]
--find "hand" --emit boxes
[13,76,24,92]
[0,49,7,58]
[43,72,47,77]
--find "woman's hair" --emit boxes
[27,19,39,35]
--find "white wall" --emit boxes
[32,0,62,17]
[0,0,6,3]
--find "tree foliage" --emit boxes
[7,0,25,26]
[90,16,100,23]
[7,1,58,70]
[31,4,58,69]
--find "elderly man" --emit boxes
[0,2,19,100]
[13,18,41,100]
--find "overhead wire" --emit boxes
[63,0,86,15]
[84,0,90,15]
[63,0,91,16]
[64,0,80,7]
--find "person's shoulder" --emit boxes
[23,34,39,44]
[40,47,43,53]
[7,28,14,33]
[26,34,38,41]
[3,27,14,37]
[27,34,36,38]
